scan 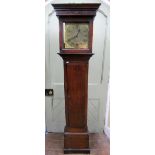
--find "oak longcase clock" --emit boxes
[52,2,101,154]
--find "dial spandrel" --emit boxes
[64,23,89,49]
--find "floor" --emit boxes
[45,133,110,155]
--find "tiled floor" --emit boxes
[45,133,110,155]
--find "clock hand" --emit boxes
[67,29,80,42]
[76,28,80,37]
[67,35,77,42]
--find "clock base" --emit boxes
[64,132,90,154]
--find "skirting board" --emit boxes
[104,126,110,139]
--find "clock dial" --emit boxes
[64,23,89,49]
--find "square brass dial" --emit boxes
[63,23,89,49]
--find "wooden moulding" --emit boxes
[52,3,101,17]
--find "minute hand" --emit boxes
[67,29,80,42]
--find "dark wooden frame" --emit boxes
[52,3,100,154]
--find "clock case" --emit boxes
[52,3,100,154]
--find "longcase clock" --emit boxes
[52,2,101,154]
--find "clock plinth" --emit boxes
[64,132,90,154]
[52,3,100,154]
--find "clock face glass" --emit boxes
[63,23,89,49]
